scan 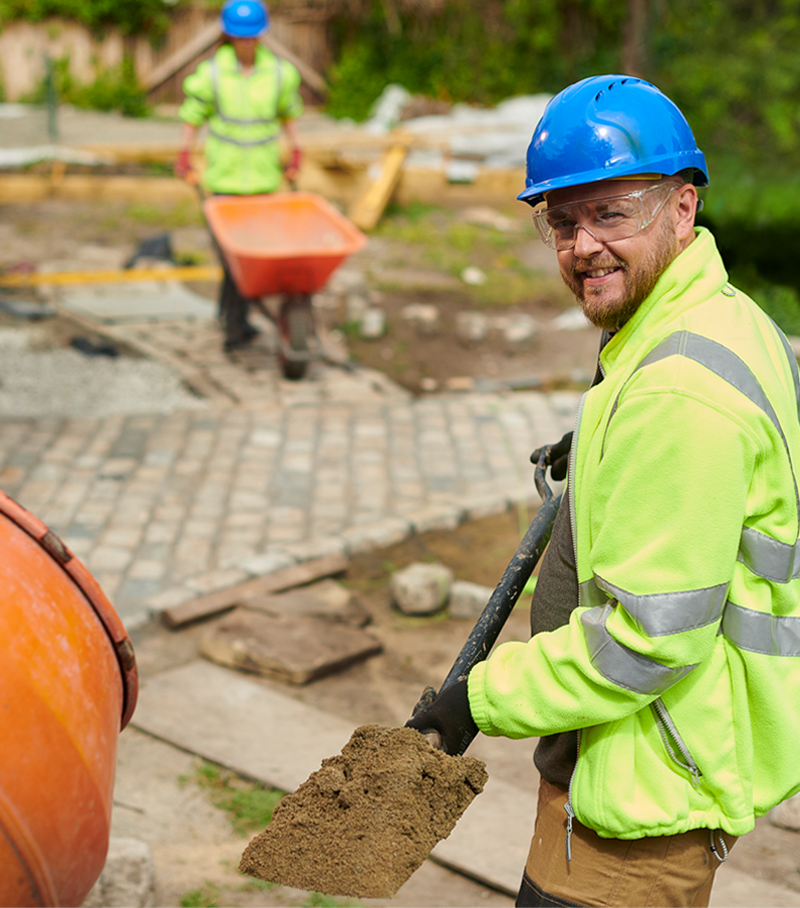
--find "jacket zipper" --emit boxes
[651,697,703,787]
[564,728,581,861]
[563,389,588,862]
[564,349,608,862]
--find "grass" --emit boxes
[179,882,220,908]
[182,760,286,838]
[372,202,570,309]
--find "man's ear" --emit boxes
[674,183,698,247]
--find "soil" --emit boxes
[0,196,604,394]
[240,724,488,898]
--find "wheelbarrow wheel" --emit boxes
[278,293,313,380]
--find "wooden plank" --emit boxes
[348,143,410,231]
[0,265,222,288]
[160,553,349,629]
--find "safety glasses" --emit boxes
[531,183,677,251]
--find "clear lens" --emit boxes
[532,184,676,250]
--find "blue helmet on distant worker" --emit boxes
[219,0,269,37]
[518,75,709,206]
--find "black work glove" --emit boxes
[530,431,573,482]
[404,678,478,756]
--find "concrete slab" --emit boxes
[57,280,215,324]
[128,660,800,905]
[132,660,353,795]
[130,660,533,895]
[199,608,382,683]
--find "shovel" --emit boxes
[239,448,563,898]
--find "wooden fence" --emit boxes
[0,5,332,105]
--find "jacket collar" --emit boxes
[599,227,729,374]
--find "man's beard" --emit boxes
[562,219,679,331]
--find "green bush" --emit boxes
[0,0,174,37]
[23,55,149,117]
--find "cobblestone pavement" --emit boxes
[0,307,579,628]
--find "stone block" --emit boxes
[449,580,494,619]
[200,608,382,684]
[390,562,453,616]
[83,837,155,908]
[246,578,371,627]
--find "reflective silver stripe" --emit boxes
[594,575,728,636]
[639,332,782,432]
[580,604,698,694]
[208,127,278,147]
[214,114,277,126]
[630,330,800,581]
[739,526,800,583]
[580,577,609,608]
[722,601,800,656]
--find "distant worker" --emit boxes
[407,74,800,907]
[175,0,303,351]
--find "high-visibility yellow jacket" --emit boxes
[469,227,800,841]
[179,44,303,195]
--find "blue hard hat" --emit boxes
[219,0,269,37]
[518,75,708,206]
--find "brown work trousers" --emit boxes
[516,780,737,907]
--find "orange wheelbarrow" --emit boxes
[204,192,367,379]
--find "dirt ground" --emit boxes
[3,195,800,907]
[0,195,604,393]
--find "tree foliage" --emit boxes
[0,0,174,36]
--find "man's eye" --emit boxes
[548,217,575,233]
[597,208,635,224]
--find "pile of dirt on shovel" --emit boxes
[239,723,488,898]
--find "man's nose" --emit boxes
[571,223,604,256]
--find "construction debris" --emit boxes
[199,608,382,684]
[161,554,349,628]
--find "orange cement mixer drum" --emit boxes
[0,490,138,907]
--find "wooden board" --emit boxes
[0,265,221,288]
[348,143,410,231]
[160,553,349,629]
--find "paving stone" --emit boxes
[83,837,156,908]
[405,504,464,533]
[391,561,454,616]
[199,608,382,684]
[340,517,412,553]
[449,579,494,619]
[246,579,371,627]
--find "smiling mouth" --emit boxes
[582,266,621,279]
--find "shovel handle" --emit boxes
[429,449,562,752]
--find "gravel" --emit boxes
[0,329,208,417]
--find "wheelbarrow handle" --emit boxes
[411,447,562,753]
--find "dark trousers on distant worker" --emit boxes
[516,780,737,908]
[219,266,259,352]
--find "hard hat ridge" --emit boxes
[518,74,708,206]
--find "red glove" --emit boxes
[284,146,302,181]
[174,148,193,179]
